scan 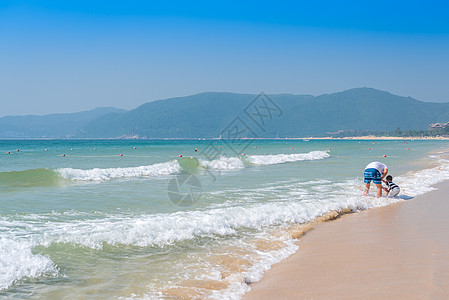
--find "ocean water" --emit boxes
[1,139,449,299]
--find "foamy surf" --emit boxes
[0,179,414,294]
[395,158,449,196]
[56,160,181,181]
[7,159,448,254]
[245,150,330,165]
[199,157,245,170]
[197,150,330,171]
[0,238,57,291]
[3,139,449,299]
[0,176,405,250]
[49,150,330,182]
[3,157,449,295]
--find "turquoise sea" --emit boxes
[1,139,449,299]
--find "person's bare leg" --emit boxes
[364,183,370,196]
[376,183,382,198]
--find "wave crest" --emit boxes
[0,238,57,290]
[246,150,330,165]
[199,157,244,170]
[56,160,181,181]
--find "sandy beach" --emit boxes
[244,181,449,299]
[303,136,449,140]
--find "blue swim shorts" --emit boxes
[364,168,381,184]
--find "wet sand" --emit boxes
[244,181,449,299]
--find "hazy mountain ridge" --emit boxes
[77,88,449,138]
[0,107,126,138]
[1,88,449,138]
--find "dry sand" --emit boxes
[305,136,449,140]
[244,182,449,300]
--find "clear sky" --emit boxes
[1,0,448,116]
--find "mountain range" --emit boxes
[0,107,126,138]
[1,88,449,138]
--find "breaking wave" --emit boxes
[55,160,181,181]
[245,150,330,165]
[199,157,245,170]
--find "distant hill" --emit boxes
[0,107,126,138]
[2,88,449,139]
[76,88,449,138]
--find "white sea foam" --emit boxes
[0,238,57,291]
[246,150,330,165]
[56,160,181,181]
[395,158,449,196]
[10,155,449,251]
[198,151,329,170]
[211,239,298,300]
[4,155,449,295]
[0,179,401,251]
[199,156,244,170]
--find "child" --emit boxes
[382,175,400,197]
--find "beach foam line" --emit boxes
[395,158,449,196]
[245,150,330,165]
[56,160,181,181]
[243,166,449,300]
[212,157,449,299]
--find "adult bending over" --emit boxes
[364,161,388,198]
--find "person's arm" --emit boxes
[382,180,389,192]
[381,167,388,179]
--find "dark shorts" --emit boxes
[364,168,381,185]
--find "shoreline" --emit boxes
[306,135,449,140]
[243,180,449,299]
[0,136,448,141]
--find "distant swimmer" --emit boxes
[382,175,400,197]
[364,161,388,198]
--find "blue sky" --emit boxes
[1,0,448,116]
